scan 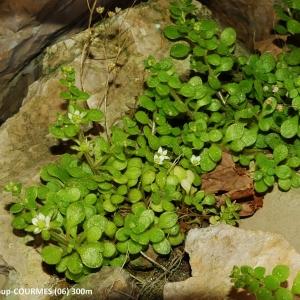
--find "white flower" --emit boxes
[190,154,201,166]
[68,110,86,124]
[263,86,269,92]
[115,7,121,13]
[154,147,170,165]
[108,11,116,17]
[32,213,51,234]
[272,85,279,93]
[96,6,105,14]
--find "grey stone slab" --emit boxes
[240,187,300,252]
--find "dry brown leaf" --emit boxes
[201,152,263,217]
[254,35,288,56]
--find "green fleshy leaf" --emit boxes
[272,265,290,283]
[10,203,24,214]
[67,253,83,274]
[275,165,292,179]
[57,187,81,202]
[273,144,289,164]
[255,180,269,193]
[208,144,222,162]
[274,287,293,300]
[135,111,150,125]
[12,216,27,230]
[132,209,155,234]
[168,232,185,246]
[287,19,300,34]
[78,243,103,268]
[170,43,191,59]
[139,95,156,111]
[278,178,292,191]
[280,116,299,139]
[66,202,85,228]
[153,238,171,255]
[220,27,236,46]
[158,212,178,229]
[149,227,165,243]
[225,123,245,142]
[41,245,63,265]
[200,151,217,172]
[84,215,108,231]
[103,241,117,258]
[86,226,103,242]
[86,109,103,122]
[128,240,142,254]
[164,25,182,39]
[292,272,300,294]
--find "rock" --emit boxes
[164,224,300,300]
[240,186,300,252]
[0,77,63,300]
[0,256,20,300]
[201,0,275,49]
[61,267,137,300]
[0,0,136,123]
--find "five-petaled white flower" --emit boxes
[32,213,51,234]
[68,110,86,124]
[190,154,201,166]
[272,85,279,93]
[154,147,170,165]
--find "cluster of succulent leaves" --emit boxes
[231,264,300,300]
[162,0,300,193]
[5,0,300,283]
[5,64,240,282]
[274,0,300,35]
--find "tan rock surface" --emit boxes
[164,224,300,300]
[240,187,300,252]
[0,0,94,122]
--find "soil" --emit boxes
[128,247,192,300]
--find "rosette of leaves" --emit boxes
[231,264,300,300]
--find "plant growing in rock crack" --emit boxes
[4,0,300,282]
[5,65,236,282]
[231,264,300,300]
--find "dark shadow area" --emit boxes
[198,0,275,50]
[228,288,256,300]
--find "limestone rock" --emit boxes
[0,0,88,121]
[240,186,300,252]
[62,267,137,300]
[164,224,300,300]
[0,256,20,300]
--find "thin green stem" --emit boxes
[50,230,69,247]
[78,131,97,173]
